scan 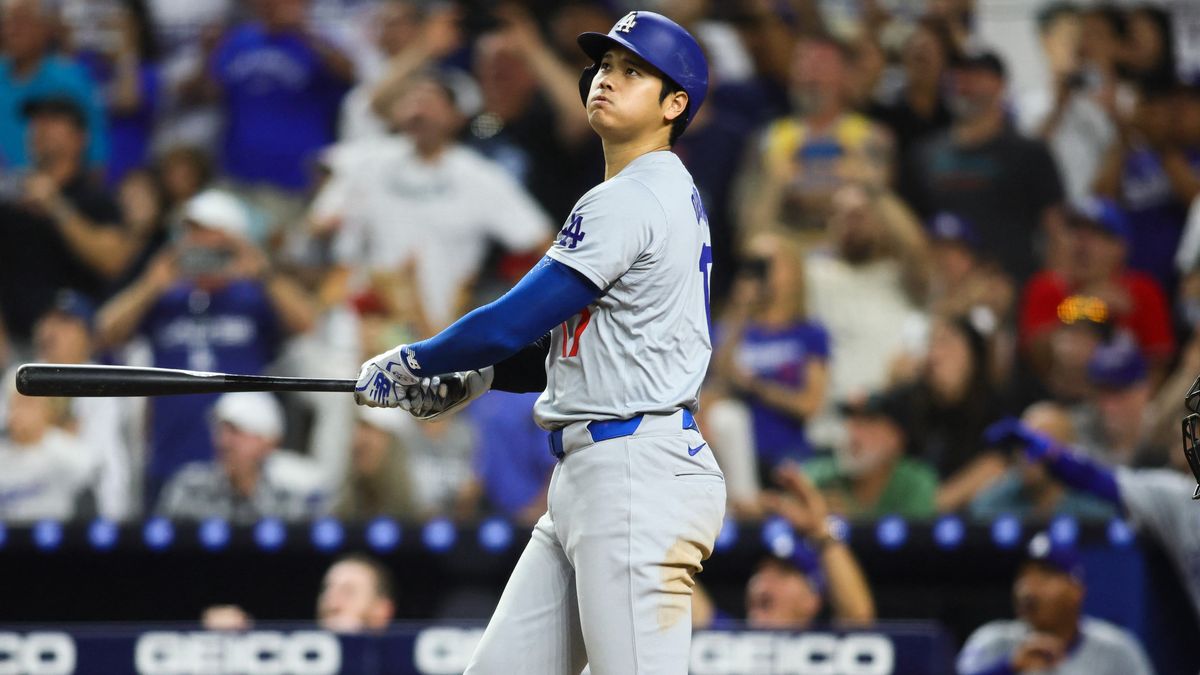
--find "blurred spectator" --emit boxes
[1074,336,1166,467]
[0,0,109,170]
[902,49,1067,284]
[866,17,955,175]
[896,315,1008,512]
[708,231,829,495]
[1016,2,1117,205]
[203,551,395,633]
[157,144,215,221]
[804,183,930,433]
[399,412,477,520]
[925,212,1016,330]
[0,96,129,353]
[157,391,326,523]
[693,464,874,630]
[97,189,316,501]
[463,391,556,526]
[802,389,938,519]
[1122,5,1177,87]
[333,406,418,521]
[31,290,136,520]
[737,33,893,237]
[317,552,396,633]
[1019,197,1174,385]
[342,0,461,142]
[1093,79,1197,291]
[70,0,162,188]
[957,532,1153,675]
[317,70,551,330]
[192,0,354,215]
[970,402,1116,521]
[465,6,604,222]
[0,374,98,522]
[112,166,170,287]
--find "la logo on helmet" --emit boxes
[614,12,638,33]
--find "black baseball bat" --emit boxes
[15,363,356,397]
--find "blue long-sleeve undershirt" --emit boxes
[1040,443,1123,508]
[406,257,602,376]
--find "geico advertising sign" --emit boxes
[0,633,75,675]
[134,631,340,675]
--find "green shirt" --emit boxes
[802,456,938,518]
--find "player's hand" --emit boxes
[983,418,1056,461]
[1010,632,1065,672]
[354,345,421,408]
[403,367,494,420]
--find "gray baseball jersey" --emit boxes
[1116,467,1200,617]
[957,618,1154,675]
[534,151,712,430]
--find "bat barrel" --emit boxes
[15,364,356,397]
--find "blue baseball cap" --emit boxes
[1087,337,1148,389]
[1025,532,1085,583]
[1070,196,1131,244]
[928,211,980,249]
[766,536,826,593]
[46,289,96,328]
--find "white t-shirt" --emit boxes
[323,135,552,327]
[805,252,927,401]
[0,428,98,522]
[957,617,1153,675]
[535,151,712,429]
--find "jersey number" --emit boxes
[699,243,713,330]
[561,307,592,358]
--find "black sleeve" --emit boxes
[492,333,551,393]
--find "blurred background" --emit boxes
[0,0,1199,673]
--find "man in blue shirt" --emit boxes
[0,0,108,170]
[204,0,354,193]
[96,189,316,503]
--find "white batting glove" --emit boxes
[404,367,494,420]
[353,344,422,408]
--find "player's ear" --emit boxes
[663,90,688,123]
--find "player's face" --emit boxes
[317,561,389,633]
[1014,564,1083,631]
[586,48,686,143]
[745,563,821,629]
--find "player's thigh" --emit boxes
[465,513,587,675]
[570,434,726,675]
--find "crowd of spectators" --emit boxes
[1,0,1199,663]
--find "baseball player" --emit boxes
[986,375,1200,622]
[352,11,723,674]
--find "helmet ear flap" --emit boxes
[578,63,599,106]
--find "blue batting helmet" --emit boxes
[577,10,709,131]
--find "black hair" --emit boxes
[122,0,160,62]
[336,552,396,602]
[658,80,688,145]
[1035,1,1079,35]
[1084,4,1127,39]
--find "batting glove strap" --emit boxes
[408,367,494,421]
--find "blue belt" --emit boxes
[548,410,697,459]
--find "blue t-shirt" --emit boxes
[76,51,160,187]
[211,24,348,191]
[733,321,830,467]
[0,55,109,169]
[140,281,281,493]
[468,391,557,517]
[1119,146,1196,291]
